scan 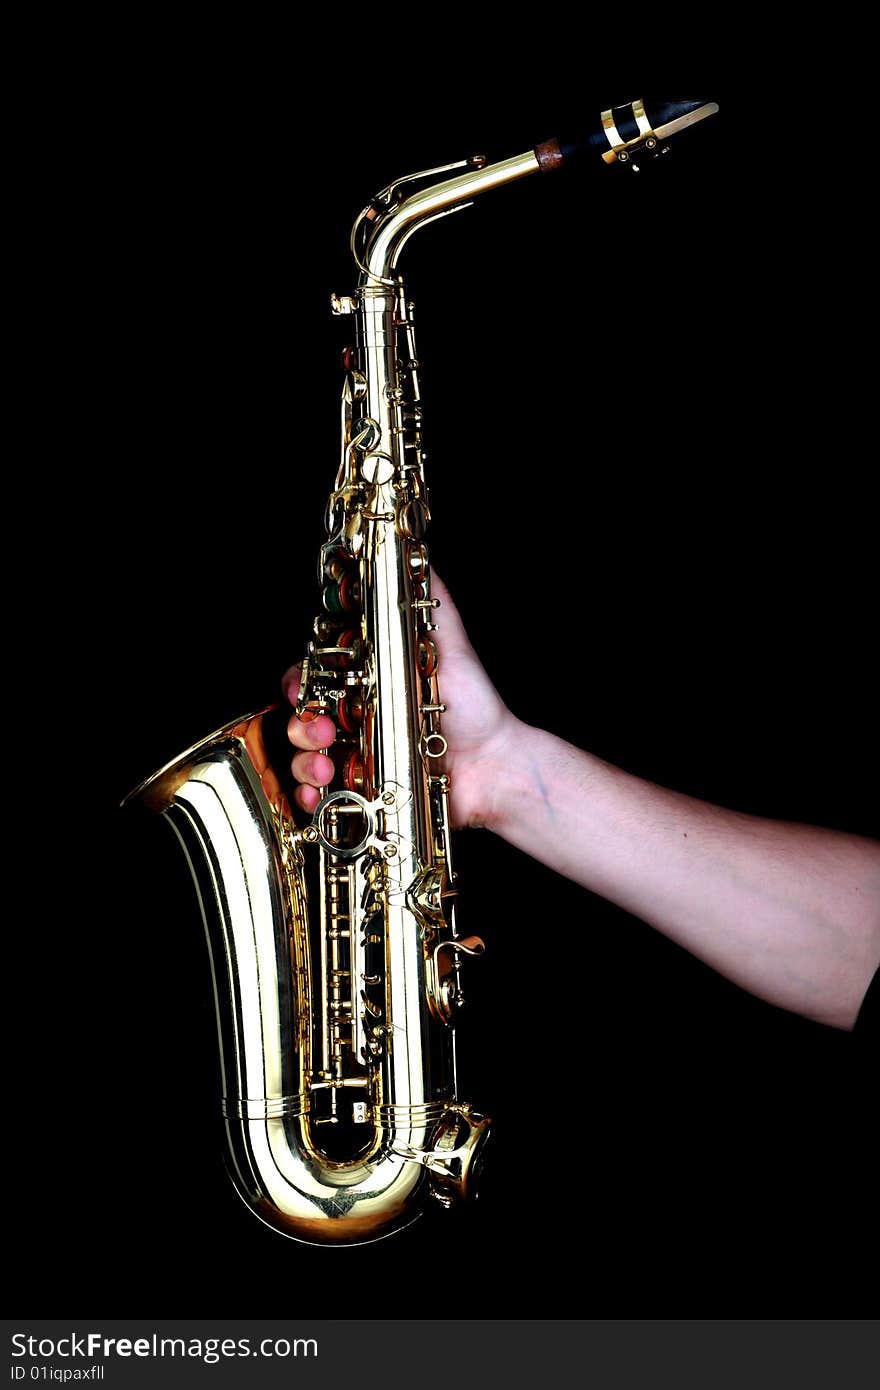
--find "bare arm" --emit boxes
[479,721,879,1030]
[285,577,880,1032]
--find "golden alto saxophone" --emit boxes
[126,99,719,1245]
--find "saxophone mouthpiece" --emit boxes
[535,98,719,172]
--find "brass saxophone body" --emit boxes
[128,100,718,1245]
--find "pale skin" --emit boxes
[284,577,880,1033]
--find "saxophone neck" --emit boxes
[355,97,720,283]
[357,149,542,284]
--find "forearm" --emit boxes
[483,719,880,1030]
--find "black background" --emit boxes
[19,66,877,1319]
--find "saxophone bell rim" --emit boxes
[120,704,279,813]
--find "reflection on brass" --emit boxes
[124,107,716,1244]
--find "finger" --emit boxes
[287,711,337,751]
[430,571,475,659]
[291,749,335,788]
[294,783,322,815]
[281,663,302,704]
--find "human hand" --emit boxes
[283,573,516,829]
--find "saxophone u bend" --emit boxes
[126,99,719,1245]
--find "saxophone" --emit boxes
[126,98,719,1245]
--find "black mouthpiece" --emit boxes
[535,98,719,171]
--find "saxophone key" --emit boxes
[360,452,395,485]
[408,542,429,578]
[342,751,366,794]
[337,692,364,732]
[420,730,448,760]
[350,413,378,447]
[417,638,438,678]
[399,498,427,538]
[322,572,361,614]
